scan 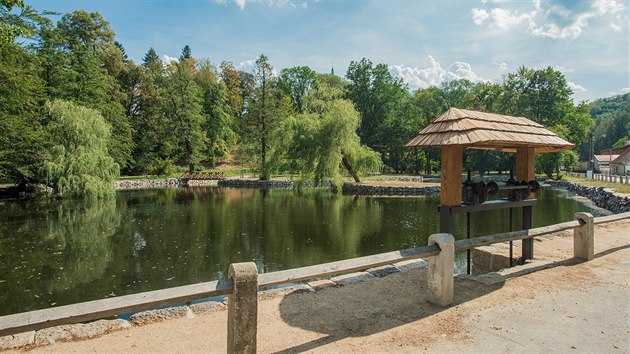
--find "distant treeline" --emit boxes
[2,1,627,198]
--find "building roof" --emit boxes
[611,149,630,164]
[594,154,620,162]
[405,108,574,153]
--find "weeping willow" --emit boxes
[43,100,119,199]
[271,78,381,187]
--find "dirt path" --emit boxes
[9,220,630,353]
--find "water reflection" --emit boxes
[0,186,606,315]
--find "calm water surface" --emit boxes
[0,186,607,315]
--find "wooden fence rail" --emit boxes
[1,211,629,353]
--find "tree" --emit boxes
[142,47,160,68]
[164,59,207,172]
[272,75,381,185]
[42,100,119,199]
[0,41,45,184]
[346,58,407,149]
[36,10,134,169]
[278,66,316,113]
[220,61,243,120]
[195,59,237,165]
[180,44,191,61]
[1,0,50,45]
[242,54,285,180]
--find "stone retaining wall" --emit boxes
[114,178,183,189]
[342,183,440,196]
[366,176,424,182]
[547,180,630,213]
[218,179,295,189]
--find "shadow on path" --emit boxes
[275,268,502,353]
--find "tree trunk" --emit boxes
[342,156,361,183]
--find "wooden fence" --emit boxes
[1,212,629,353]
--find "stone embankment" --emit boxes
[342,183,439,196]
[114,179,183,189]
[217,179,294,189]
[547,180,630,213]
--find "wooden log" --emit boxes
[454,220,580,252]
[0,279,233,337]
[593,211,630,225]
[258,244,440,287]
[440,145,464,207]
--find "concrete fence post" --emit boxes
[227,262,258,354]
[574,212,594,261]
[427,233,455,306]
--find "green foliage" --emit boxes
[345,58,422,174]
[272,75,381,185]
[195,60,237,165]
[36,10,133,168]
[43,100,119,198]
[164,58,207,172]
[241,54,289,180]
[536,150,578,179]
[589,94,629,154]
[0,42,45,183]
[220,61,244,121]
[278,66,316,113]
[1,0,51,44]
[149,158,175,176]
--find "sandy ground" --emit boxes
[8,219,630,353]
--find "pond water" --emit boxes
[0,186,608,316]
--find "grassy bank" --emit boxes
[562,174,630,194]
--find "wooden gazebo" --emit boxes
[406,108,574,260]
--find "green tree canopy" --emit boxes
[42,100,119,199]
[272,75,381,185]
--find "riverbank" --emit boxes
[6,218,628,353]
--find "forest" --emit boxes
[1,1,629,198]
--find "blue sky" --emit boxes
[29,0,629,102]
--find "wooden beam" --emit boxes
[0,279,233,337]
[454,219,580,251]
[592,211,630,225]
[440,145,464,207]
[258,245,440,287]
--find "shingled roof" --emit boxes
[405,108,574,153]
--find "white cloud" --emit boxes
[610,22,621,32]
[621,88,630,93]
[472,9,490,25]
[568,81,587,93]
[236,59,254,70]
[389,56,487,91]
[215,0,310,10]
[235,0,246,9]
[495,62,508,71]
[553,65,574,73]
[472,0,626,39]
[161,55,178,65]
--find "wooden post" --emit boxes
[574,212,594,261]
[227,262,258,354]
[516,147,535,260]
[427,233,455,306]
[439,145,463,234]
[440,145,464,207]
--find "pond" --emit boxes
[0,186,608,316]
